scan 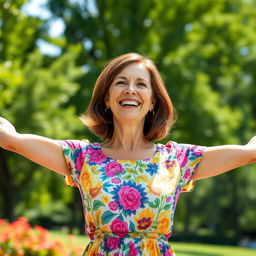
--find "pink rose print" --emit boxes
[128,242,138,256]
[118,186,142,211]
[109,201,118,211]
[182,169,191,179]
[105,162,124,177]
[89,149,107,164]
[166,196,171,203]
[111,178,121,184]
[86,231,94,240]
[114,253,119,256]
[164,251,171,256]
[177,148,188,168]
[174,188,181,209]
[106,238,120,250]
[75,150,86,171]
[110,219,128,238]
[66,140,81,149]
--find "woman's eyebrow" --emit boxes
[115,76,127,81]
[137,78,149,83]
[115,76,149,83]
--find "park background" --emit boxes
[1,0,256,254]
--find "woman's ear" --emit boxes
[105,97,110,109]
[150,99,156,111]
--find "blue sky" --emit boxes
[21,0,97,56]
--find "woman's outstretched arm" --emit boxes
[192,137,256,180]
[0,117,69,176]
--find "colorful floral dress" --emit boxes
[58,140,205,256]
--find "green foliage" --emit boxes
[0,0,84,227]
[1,0,256,240]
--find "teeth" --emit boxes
[120,100,139,106]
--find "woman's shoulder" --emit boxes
[58,139,99,149]
[158,140,205,156]
[158,140,178,151]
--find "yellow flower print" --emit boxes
[156,210,171,234]
[134,209,155,231]
[101,225,109,232]
[90,165,101,175]
[80,168,92,190]
[89,185,102,198]
[189,157,201,167]
[147,164,180,195]
[64,176,76,187]
[136,175,149,183]
[150,154,160,164]
[95,209,102,226]
[86,239,100,256]
[182,180,195,192]
[118,159,136,165]
[80,165,102,196]
[86,213,97,233]
[101,195,110,203]
[141,239,160,255]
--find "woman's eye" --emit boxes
[138,83,146,87]
[116,81,126,85]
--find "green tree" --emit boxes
[1,0,256,240]
[46,0,256,238]
[0,0,84,230]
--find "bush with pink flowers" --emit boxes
[0,217,84,256]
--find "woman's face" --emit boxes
[106,63,154,124]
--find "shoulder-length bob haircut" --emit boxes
[80,52,176,141]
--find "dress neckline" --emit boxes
[96,142,160,162]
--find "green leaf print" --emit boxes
[148,198,160,208]
[129,221,135,232]
[63,148,70,155]
[101,210,116,224]
[136,175,148,183]
[139,163,148,169]
[124,175,132,180]
[138,168,144,173]
[93,200,105,211]
[126,168,138,175]
[163,204,171,210]
[118,214,124,221]
[123,243,130,251]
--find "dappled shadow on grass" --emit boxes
[174,250,220,256]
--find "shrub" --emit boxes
[0,217,83,256]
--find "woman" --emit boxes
[0,52,255,256]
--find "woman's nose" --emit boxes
[125,83,136,94]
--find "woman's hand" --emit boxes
[0,117,18,150]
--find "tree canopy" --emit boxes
[1,0,256,241]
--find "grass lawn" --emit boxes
[172,242,256,256]
[50,231,256,256]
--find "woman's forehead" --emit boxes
[116,63,150,82]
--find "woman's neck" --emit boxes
[103,120,151,151]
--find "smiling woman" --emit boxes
[80,53,176,142]
[0,52,256,256]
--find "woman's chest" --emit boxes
[78,152,183,212]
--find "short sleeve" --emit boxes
[58,140,89,187]
[170,142,206,192]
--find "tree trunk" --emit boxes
[0,149,14,220]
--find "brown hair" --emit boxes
[80,53,176,141]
